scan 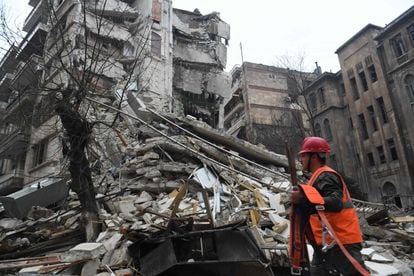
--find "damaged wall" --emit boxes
[172,8,231,128]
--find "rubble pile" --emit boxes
[0,110,413,275]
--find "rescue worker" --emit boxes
[291,137,365,276]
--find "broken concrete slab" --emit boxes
[364,261,400,275]
[61,243,107,263]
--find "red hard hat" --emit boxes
[299,137,330,154]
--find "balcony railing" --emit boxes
[23,1,45,32]
[0,169,25,196]
[0,129,29,158]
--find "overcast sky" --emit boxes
[3,0,414,73]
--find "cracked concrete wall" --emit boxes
[172,8,230,127]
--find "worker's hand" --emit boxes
[290,187,305,205]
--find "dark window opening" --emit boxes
[358,70,368,91]
[405,74,414,102]
[318,87,326,106]
[376,97,388,124]
[387,139,399,161]
[368,65,377,83]
[367,105,378,131]
[309,93,317,111]
[391,34,407,57]
[408,24,414,46]
[324,119,332,141]
[315,123,322,137]
[377,145,386,164]
[32,139,48,167]
[350,77,359,100]
[358,113,369,140]
[151,32,161,57]
[367,152,375,167]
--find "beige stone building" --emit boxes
[222,62,315,154]
[332,22,414,207]
[375,6,414,207]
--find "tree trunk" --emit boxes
[56,102,100,240]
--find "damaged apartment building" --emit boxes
[0,0,230,195]
[223,62,316,154]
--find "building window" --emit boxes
[407,24,414,46]
[350,77,359,100]
[323,119,332,141]
[309,93,317,111]
[377,145,386,164]
[367,105,378,131]
[366,152,375,167]
[405,74,414,102]
[32,139,48,167]
[368,65,377,83]
[358,70,368,91]
[391,34,407,57]
[151,32,161,57]
[315,123,322,137]
[376,97,388,124]
[318,87,326,106]
[387,138,399,161]
[358,113,369,140]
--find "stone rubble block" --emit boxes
[61,242,107,262]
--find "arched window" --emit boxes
[315,123,322,137]
[404,74,414,101]
[382,181,402,208]
[323,119,332,140]
[383,181,397,195]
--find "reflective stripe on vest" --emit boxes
[308,166,363,245]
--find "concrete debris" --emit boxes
[0,115,413,275]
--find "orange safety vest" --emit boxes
[307,166,363,246]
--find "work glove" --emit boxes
[290,186,305,205]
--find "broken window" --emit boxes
[323,119,332,140]
[123,42,135,57]
[151,32,161,57]
[315,123,322,137]
[358,113,369,140]
[377,145,386,164]
[366,152,375,167]
[367,105,377,132]
[391,34,407,57]
[318,87,326,106]
[376,97,388,124]
[32,139,48,168]
[387,138,399,161]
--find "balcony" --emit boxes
[0,129,29,159]
[0,73,14,102]
[11,54,42,91]
[19,22,48,60]
[23,0,46,32]
[28,0,41,7]
[0,46,18,80]
[0,169,25,196]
